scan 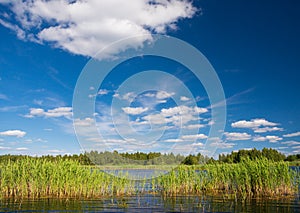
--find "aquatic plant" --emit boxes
[155,158,298,198]
[0,157,298,199]
[0,157,135,198]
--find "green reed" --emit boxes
[0,157,135,199]
[155,158,299,198]
[0,157,298,199]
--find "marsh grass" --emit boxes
[0,157,135,199]
[0,157,298,199]
[155,158,299,199]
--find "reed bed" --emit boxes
[0,157,298,199]
[156,158,299,198]
[0,157,135,199]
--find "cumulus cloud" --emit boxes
[283,131,300,138]
[231,118,280,132]
[182,134,207,140]
[122,107,149,115]
[25,107,72,119]
[0,0,196,59]
[180,96,190,101]
[253,135,282,143]
[161,106,207,117]
[141,105,207,126]
[224,132,251,141]
[231,118,278,128]
[0,130,26,138]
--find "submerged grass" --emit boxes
[0,157,298,199]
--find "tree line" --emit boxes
[0,148,299,165]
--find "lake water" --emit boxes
[1,167,299,212]
[1,194,299,212]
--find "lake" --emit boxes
[1,167,299,212]
[0,194,299,212]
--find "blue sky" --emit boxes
[0,0,299,158]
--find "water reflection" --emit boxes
[0,194,299,213]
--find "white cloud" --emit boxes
[224,132,251,141]
[0,19,25,40]
[122,107,149,115]
[231,118,278,129]
[180,96,190,101]
[163,138,184,143]
[98,89,110,95]
[194,106,208,114]
[0,130,26,138]
[143,113,171,125]
[25,107,72,119]
[74,117,94,127]
[156,91,175,99]
[0,146,11,150]
[191,142,204,147]
[184,124,205,129]
[281,141,300,146]
[140,105,207,127]
[210,141,235,149]
[114,92,136,102]
[283,131,300,138]
[253,126,283,133]
[16,147,28,151]
[161,106,188,116]
[0,0,196,59]
[253,135,282,143]
[161,106,207,117]
[182,134,207,140]
[253,136,268,142]
[266,135,282,143]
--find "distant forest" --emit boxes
[0,148,299,165]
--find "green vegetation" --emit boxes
[218,148,286,163]
[86,151,186,165]
[0,148,298,166]
[0,157,298,199]
[157,158,299,198]
[0,157,135,199]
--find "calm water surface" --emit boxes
[0,194,299,213]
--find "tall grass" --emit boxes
[0,157,135,199]
[0,157,298,199]
[155,158,299,198]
